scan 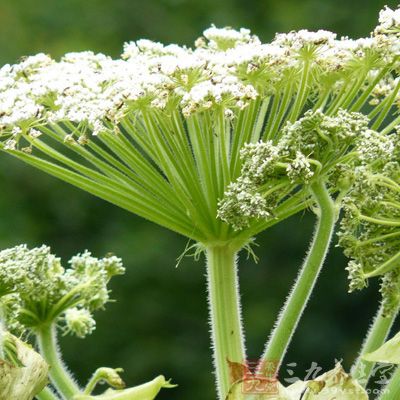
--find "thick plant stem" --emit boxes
[352,303,398,387]
[260,181,335,372]
[379,366,400,400]
[36,387,59,400]
[206,244,246,399]
[37,324,80,399]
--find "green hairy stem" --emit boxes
[0,9,399,399]
[37,324,80,399]
[36,387,59,400]
[352,304,399,388]
[379,366,400,400]
[205,243,246,399]
[260,181,336,371]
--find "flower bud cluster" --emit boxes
[0,245,124,337]
[218,109,369,229]
[338,130,400,315]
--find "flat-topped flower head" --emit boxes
[0,6,399,244]
[0,245,124,337]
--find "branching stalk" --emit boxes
[259,180,335,372]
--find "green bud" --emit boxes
[64,308,96,338]
[74,375,176,400]
[83,367,126,395]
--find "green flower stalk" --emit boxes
[360,330,400,399]
[1,5,400,398]
[351,303,399,388]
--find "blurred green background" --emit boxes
[0,0,399,398]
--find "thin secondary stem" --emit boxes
[205,243,246,399]
[259,180,335,372]
[351,303,399,388]
[36,387,59,400]
[365,252,400,278]
[379,366,400,400]
[36,324,80,399]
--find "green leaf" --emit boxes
[363,331,400,364]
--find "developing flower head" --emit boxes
[218,109,370,230]
[338,131,400,316]
[64,308,96,338]
[0,245,124,337]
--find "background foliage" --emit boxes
[0,0,399,398]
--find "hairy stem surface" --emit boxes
[37,324,80,399]
[379,366,400,400]
[205,244,246,399]
[260,181,335,372]
[352,303,399,387]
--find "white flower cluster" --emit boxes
[273,29,337,51]
[201,25,255,50]
[373,6,400,58]
[0,245,124,337]
[0,6,399,144]
[357,129,395,162]
[239,141,281,183]
[218,109,370,229]
[286,152,313,183]
[217,177,270,230]
[377,6,400,32]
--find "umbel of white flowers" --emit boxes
[0,6,399,245]
[1,5,400,400]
